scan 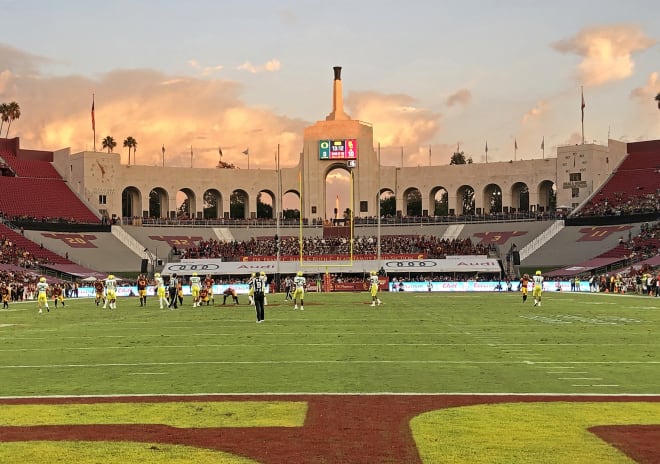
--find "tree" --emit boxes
[102,136,117,153]
[450,150,467,165]
[203,191,219,219]
[0,103,8,136]
[434,189,448,216]
[380,194,396,217]
[148,190,161,218]
[405,189,422,216]
[230,191,247,219]
[656,92,660,110]
[256,192,273,219]
[282,208,300,220]
[3,101,20,138]
[123,136,138,165]
[177,198,190,218]
[461,187,475,215]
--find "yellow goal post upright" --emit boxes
[298,167,355,290]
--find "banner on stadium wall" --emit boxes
[164,256,500,275]
[240,253,425,262]
[76,283,263,298]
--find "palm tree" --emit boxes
[4,101,20,138]
[102,136,117,153]
[123,136,137,165]
[656,92,660,110]
[0,103,9,136]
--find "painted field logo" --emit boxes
[41,233,98,248]
[0,395,658,463]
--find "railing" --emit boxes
[122,212,559,228]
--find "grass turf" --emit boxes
[0,291,658,397]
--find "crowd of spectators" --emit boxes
[177,235,492,261]
[0,234,51,268]
[574,192,659,217]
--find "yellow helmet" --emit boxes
[155,273,160,278]
[251,272,256,277]
[297,271,303,276]
[193,272,198,276]
[108,275,114,280]
[39,277,46,283]
[535,270,541,275]
[260,271,266,276]
[371,270,377,275]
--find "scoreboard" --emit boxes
[319,139,358,160]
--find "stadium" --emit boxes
[0,67,659,462]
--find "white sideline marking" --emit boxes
[559,377,602,380]
[548,371,587,374]
[1,360,659,369]
[572,384,620,387]
[128,372,168,375]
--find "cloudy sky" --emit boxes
[1,0,659,214]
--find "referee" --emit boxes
[168,273,178,309]
[254,271,266,323]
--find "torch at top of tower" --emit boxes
[326,66,351,121]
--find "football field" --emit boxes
[1,291,658,396]
[1,291,659,463]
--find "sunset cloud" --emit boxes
[237,59,282,73]
[522,100,550,123]
[629,72,659,101]
[0,59,305,169]
[346,91,440,155]
[552,25,656,86]
[445,88,472,107]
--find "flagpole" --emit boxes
[377,142,381,269]
[91,94,96,152]
[400,146,403,168]
[190,145,193,168]
[581,86,585,145]
[276,143,281,282]
[485,140,488,163]
[541,137,545,159]
[162,145,165,167]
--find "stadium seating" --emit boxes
[0,224,71,265]
[0,177,100,223]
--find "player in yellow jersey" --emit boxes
[368,271,382,306]
[190,272,201,307]
[532,270,544,307]
[36,277,49,314]
[104,274,118,310]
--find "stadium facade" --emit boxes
[44,67,627,224]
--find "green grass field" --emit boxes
[1,291,659,397]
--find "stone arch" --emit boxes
[121,186,142,218]
[324,164,352,220]
[403,187,422,217]
[282,189,301,219]
[148,187,169,219]
[511,182,530,212]
[483,183,503,214]
[257,189,276,219]
[379,188,395,217]
[456,184,475,216]
[537,180,556,213]
[176,187,197,219]
[430,186,449,217]
[230,189,249,219]
[202,189,223,219]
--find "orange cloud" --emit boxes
[522,100,550,124]
[630,72,659,101]
[445,88,472,107]
[345,91,441,152]
[0,63,305,169]
[552,24,656,86]
[237,59,281,73]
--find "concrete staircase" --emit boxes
[519,220,565,261]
